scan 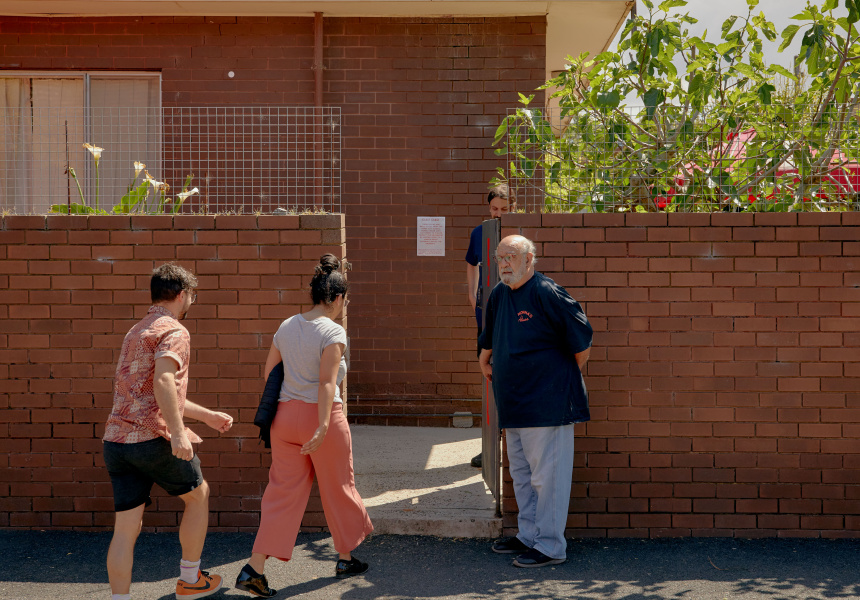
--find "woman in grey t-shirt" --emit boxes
[236,255,373,598]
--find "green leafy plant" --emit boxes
[50,146,198,215]
[494,0,860,213]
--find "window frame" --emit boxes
[0,71,162,213]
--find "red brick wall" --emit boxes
[3,213,859,536]
[0,214,345,531]
[0,15,548,412]
[498,212,860,538]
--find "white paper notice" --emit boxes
[417,216,445,256]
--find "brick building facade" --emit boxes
[0,4,633,413]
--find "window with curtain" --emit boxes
[0,73,160,214]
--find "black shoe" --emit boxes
[491,537,530,554]
[335,556,369,579]
[513,548,566,568]
[470,453,482,469]
[235,564,277,597]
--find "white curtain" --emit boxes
[0,79,33,213]
[90,78,161,211]
[32,78,85,213]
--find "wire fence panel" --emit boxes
[0,106,341,215]
[504,105,860,213]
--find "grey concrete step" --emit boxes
[369,515,501,538]
[351,425,500,538]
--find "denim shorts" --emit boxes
[103,437,204,512]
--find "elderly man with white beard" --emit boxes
[478,235,593,567]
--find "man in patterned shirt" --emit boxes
[102,263,233,600]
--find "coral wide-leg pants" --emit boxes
[252,400,373,561]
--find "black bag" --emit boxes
[254,362,284,449]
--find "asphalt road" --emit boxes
[0,531,858,600]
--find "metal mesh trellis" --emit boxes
[505,105,860,213]
[0,106,341,215]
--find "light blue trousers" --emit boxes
[506,424,575,560]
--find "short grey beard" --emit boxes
[500,261,527,287]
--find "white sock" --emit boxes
[179,558,201,584]
[111,594,131,600]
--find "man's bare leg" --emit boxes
[107,504,145,595]
[178,480,210,563]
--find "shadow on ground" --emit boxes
[0,531,858,599]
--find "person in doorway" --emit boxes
[465,183,514,468]
[235,254,373,598]
[479,235,592,568]
[102,263,234,600]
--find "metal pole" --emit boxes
[314,12,324,108]
[314,12,324,210]
[65,120,70,213]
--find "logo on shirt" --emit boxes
[517,310,533,322]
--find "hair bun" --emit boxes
[309,254,349,305]
[315,253,340,276]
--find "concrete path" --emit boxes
[351,426,500,537]
[1,531,858,599]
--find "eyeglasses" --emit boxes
[344,297,350,307]
[495,252,519,264]
[187,292,197,304]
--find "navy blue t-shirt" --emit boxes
[478,271,593,429]
[465,224,483,329]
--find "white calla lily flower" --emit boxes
[82,143,105,209]
[83,143,104,165]
[177,187,200,201]
[144,170,168,191]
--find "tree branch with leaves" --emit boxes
[494,0,860,213]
